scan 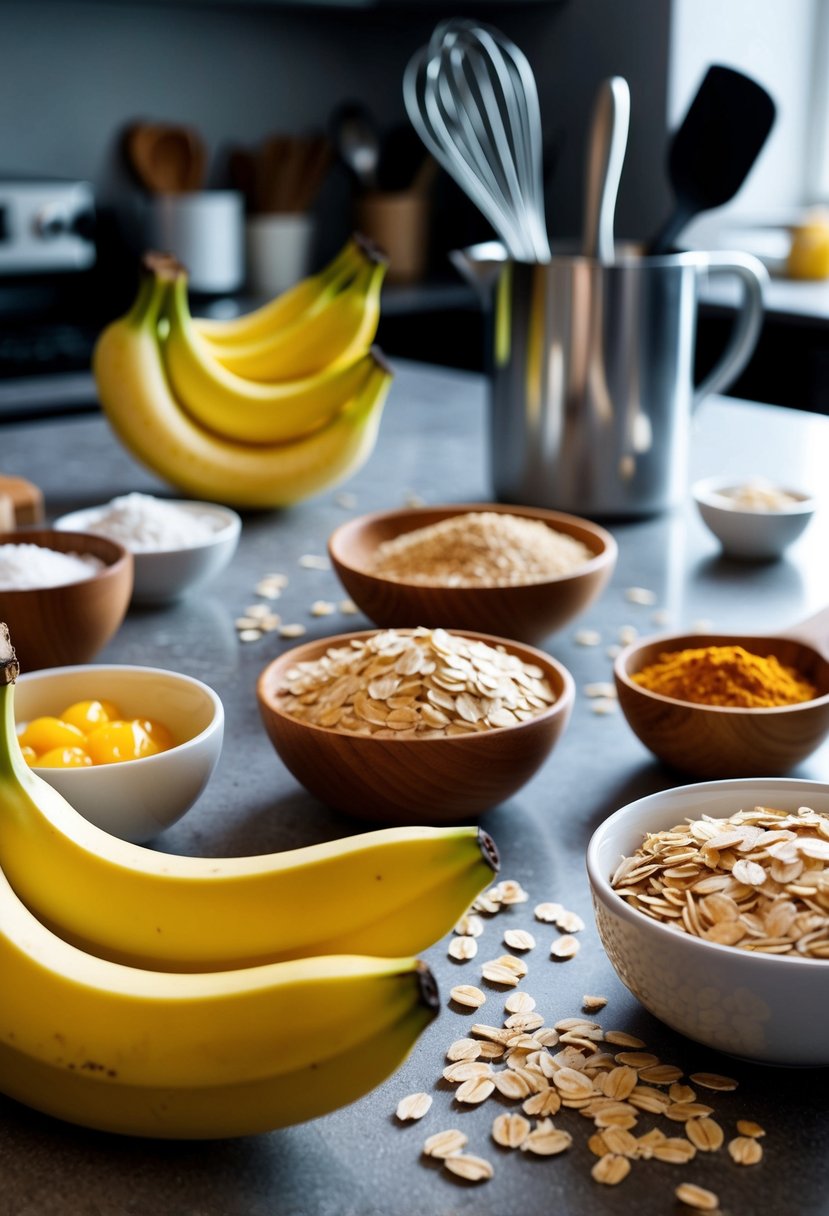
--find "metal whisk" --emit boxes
[403,19,550,263]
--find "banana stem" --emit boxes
[0,624,18,685]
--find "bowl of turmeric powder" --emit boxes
[614,612,829,778]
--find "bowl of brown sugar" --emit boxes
[614,607,829,777]
[327,503,617,645]
[256,626,574,823]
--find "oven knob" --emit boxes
[33,204,70,239]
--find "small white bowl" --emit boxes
[587,778,829,1066]
[54,499,242,604]
[692,475,816,561]
[15,664,224,843]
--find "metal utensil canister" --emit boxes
[451,244,767,517]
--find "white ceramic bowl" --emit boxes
[587,777,829,1066]
[692,476,816,560]
[54,499,242,604]
[15,664,224,843]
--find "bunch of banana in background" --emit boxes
[93,238,392,509]
[0,626,500,1139]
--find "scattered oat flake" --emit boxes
[582,995,608,1012]
[625,586,656,605]
[237,629,262,643]
[584,682,617,698]
[454,912,484,937]
[736,1120,765,1138]
[504,929,536,951]
[423,1128,467,1158]
[338,598,359,614]
[604,1031,646,1048]
[455,1076,495,1104]
[442,1153,493,1182]
[534,902,564,923]
[606,644,622,659]
[591,698,619,715]
[550,935,580,960]
[396,1092,432,1121]
[481,961,521,986]
[555,909,585,933]
[591,1153,631,1185]
[653,1139,697,1164]
[505,991,537,1014]
[728,1135,763,1164]
[691,618,714,632]
[675,1182,719,1211]
[450,984,486,1009]
[494,879,530,904]
[492,1112,531,1148]
[651,609,672,626]
[618,624,638,645]
[235,616,260,629]
[298,554,330,570]
[575,629,602,646]
[685,1117,724,1152]
[335,491,358,509]
[279,624,307,638]
[446,1038,481,1062]
[448,936,478,961]
[310,600,336,617]
[521,1124,573,1156]
[689,1072,738,1092]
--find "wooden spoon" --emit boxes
[614,606,829,778]
[125,122,207,194]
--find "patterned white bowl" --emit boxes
[587,778,829,1066]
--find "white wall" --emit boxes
[669,0,819,245]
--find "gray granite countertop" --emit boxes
[0,359,828,1216]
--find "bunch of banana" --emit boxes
[0,629,499,1137]
[93,239,391,507]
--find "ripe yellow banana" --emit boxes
[0,633,499,971]
[0,980,436,1139]
[193,235,366,346]
[164,264,381,444]
[93,267,392,508]
[0,838,438,1137]
[207,254,386,383]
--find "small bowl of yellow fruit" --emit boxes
[15,664,224,842]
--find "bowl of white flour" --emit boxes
[55,493,241,604]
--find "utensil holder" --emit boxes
[355,190,430,284]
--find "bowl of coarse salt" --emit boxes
[54,493,241,605]
[0,529,133,671]
[328,503,617,645]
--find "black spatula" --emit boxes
[646,64,776,255]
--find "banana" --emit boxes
[92,267,392,508]
[0,838,438,1136]
[0,982,436,1139]
[193,236,367,346]
[164,264,381,445]
[0,632,499,971]
[207,253,386,383]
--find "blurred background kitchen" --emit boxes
[1,0,828,422]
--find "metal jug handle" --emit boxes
[692,250,768,410]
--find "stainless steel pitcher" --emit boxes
[451,243,767,517]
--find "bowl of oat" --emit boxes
[692,476,817,561]
[327,503,617,645]
[256,626,574,823]
[587,777,829,1065]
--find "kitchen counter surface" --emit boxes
[1,359,828,1216]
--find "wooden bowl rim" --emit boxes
[328,502,618,592]
[0,528,132,593]
[257,627,575,745]
[588,777,829,969]
[614,631,829,715]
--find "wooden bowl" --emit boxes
[328,503,617,645]
[0,530,133,671]
[256,628,575,823]
[614,612,829,778]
